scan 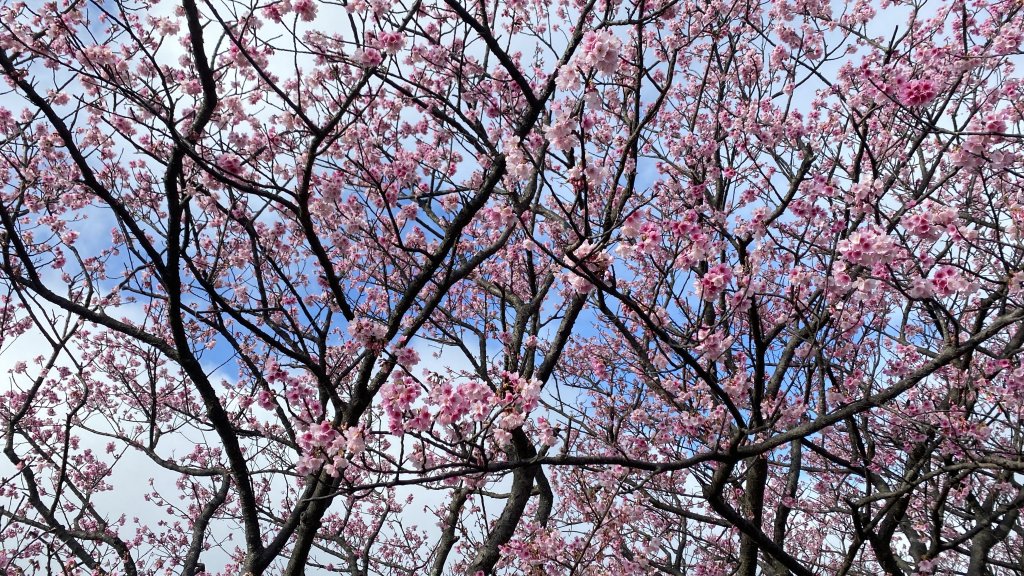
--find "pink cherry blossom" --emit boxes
[2,0,1023,574]
[838,226,897,266]
[349,318,387,347]
[579,29,622,75]
[898,79,939,106]
[394,346,419,367]
[931,265,969,297]
[697,263,734,300]
[566,241,613,293]
[293,0,317,21]
[544,112,576,151]
[377,31,406,55]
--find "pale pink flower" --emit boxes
[579,30,622,75]
[377,31,406,55]
[349,318,387,347]
[621,212,643,239]
[567,241,613,293]
[931,265,967,297]
[556,64,582,91]
[504,136,534,181]
[849,178,882,204]
[353,48,383,68]
[898,79,938,107]
[406,408,432,432]
[1009,271,1024,296]
[344,427,365,455]
[216,154,245,175]
[293,0,317,21]
[838,226,896,265]
[697,263,733,301]
[908,277,934,299]
[394,347,420,367]
[544,115,576,151]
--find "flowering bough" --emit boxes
[1,0,1024,574]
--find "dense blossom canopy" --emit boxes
[1,0,1024,574]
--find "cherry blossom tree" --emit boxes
[2,0,1024,574]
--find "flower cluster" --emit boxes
[579,30,623,75]
[353,47,383,68]
[668,210,712,267]
[262,0,317,22]
[553,29,622,93]
[1005,364,1024,396]
[376,31,405,55]
[848,178,883,205]
[349,318,387,348]
[954,112,1015,168]
[545,112,576,151]
[296,422,364,477]
[429,379,494,426]
[216,154,245,176]
[898,79,938,107]
[381,374,422,435]
[492,372,543,444]
[617,212,667,260]
[838,226,897,266]
[503,135,534,181]
[394,347,419,368]
[556,64,582,91]
[930,265,969,297]
[901,201,957,240]
[566,241,613,293]
[479,205,518,231]
[908,265,970,299]
[696,263,733,301]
